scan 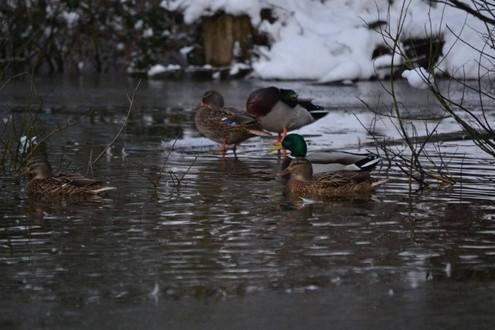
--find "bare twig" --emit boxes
[88,79,141,173]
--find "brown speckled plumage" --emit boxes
[282,158,385,199]
[20,160,115,197]
[194,90,268,146]
[26,174,113,196]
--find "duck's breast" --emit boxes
[194,107,225,143]
[258,101,314,132]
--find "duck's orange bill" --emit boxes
[271,141,283,151]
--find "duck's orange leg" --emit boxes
[279,128,288,157]
[281,127,288,140]
[272,128,288,145]
[232,144,238,158]
[212,138,228,156]
[272,131,283,145]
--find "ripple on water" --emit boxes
[1,83,495,323]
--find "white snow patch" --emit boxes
[163,0,264,25]
[161,137,216,150]
[229,62,250,75]
[373,53,403,69]
[62,11,79,28]
[143,28,154,38]
[167,0,495,81]
[134,20,143,30]
[402,67,434,90]
[147,64,182,77]
[180,46,194,56]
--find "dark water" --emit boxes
[1,75,495,329]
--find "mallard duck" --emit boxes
[194,90,271,155]
[246,86,328,143]
[18,159,116,197]
[279,134,380,176]
[279,158,386,198]
[277,134,386,198]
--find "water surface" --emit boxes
[1,76,495,329]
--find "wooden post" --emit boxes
[201,13,253,67]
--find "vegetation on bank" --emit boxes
[0,1,196,75]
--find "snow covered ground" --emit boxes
[164,0,495,82]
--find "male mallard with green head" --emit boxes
[246,87,328,143]
[278,134,386,198]
[19,159,116,197]
[195,90,270,155]
[279,134,381,176]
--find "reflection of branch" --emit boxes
[0,72,27,90]
[168,155,197,189]
[147,146,197,192]
[88,80,141,172]
[147,136,179,189]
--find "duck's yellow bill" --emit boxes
[269,142,284,154]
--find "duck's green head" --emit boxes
[282,134,307,157]
[279,88,298,107]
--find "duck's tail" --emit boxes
[371,179,388,188]
[92,186,117,194]
[297,99,328,120]
[355,155,381,171]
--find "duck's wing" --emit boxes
[54,174,103,187]
[54,174,116,194]
[308,152,380,173]
[197,105,233,128]
[316,171,371,184]
[223,107,258,124]
[297,98,328,120]
[222,107,272,136]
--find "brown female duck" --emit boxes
[19,160,116,197]
[279,158,386,199]
[194,90,270,155]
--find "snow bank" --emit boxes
[148,64,181,77]
[165,0,495,81]
[162,0,264,25]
